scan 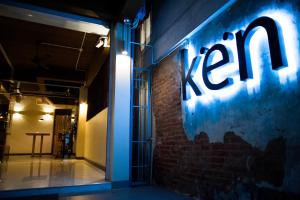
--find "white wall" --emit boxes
[106,23,131,182]
[7,96,54,154]
[76,101,87,158]
[85,108,107,168]
[110,53,131,181]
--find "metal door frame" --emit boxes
[130,65,153,185]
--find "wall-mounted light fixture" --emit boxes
[14,103,23,112]
[43,106,54,114]
[13,112,22,120]
[122,19,131,56]
[122,50,128,55]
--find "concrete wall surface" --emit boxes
[151,0,229,63]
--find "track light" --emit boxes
[96,39,104,48]
[95,36,109,48]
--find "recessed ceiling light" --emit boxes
[28,14,33,17]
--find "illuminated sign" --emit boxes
[181,16,287,101]
[180,1,300,147]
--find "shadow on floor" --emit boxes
[0,194,59,200]
[60,186,192,200]
[0,186,192,200]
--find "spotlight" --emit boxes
[95,36,109,48]
[95,39,104,48]
[122,50,128,55]
[123,19,130,24]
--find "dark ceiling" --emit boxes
[0,16,98,77]
[15,0,128,21]
[0,0,144,105]
[0,15,101,105]
[14,0,144,21]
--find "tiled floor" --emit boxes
[0,156,193,200]
[0,156,105,191]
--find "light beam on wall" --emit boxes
[43,114,52,121]
[43,106,54,114]
[13,113,22,120]
[183,8,299,106]
[260,9,299,85]
[116,54,130,73]
[79,102,88,115]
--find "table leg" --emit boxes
[30,161,33,176]
[40,136,44,156]
[32,135,36,157]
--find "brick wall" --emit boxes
[151,50,297,199]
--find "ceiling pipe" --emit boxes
[39,41,87,71]
[1,79,81,89]
[0,92,78,99]
[0,43,14,79]
[40,42,82,51]
[75,32,86,71]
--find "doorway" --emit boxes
[0,94,107,193]
[52,109,73,158]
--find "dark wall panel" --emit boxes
[87,58,109,120]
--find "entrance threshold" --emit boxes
[0,182,112,198]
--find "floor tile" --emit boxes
[0,156,105,191]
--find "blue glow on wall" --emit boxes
[178,0,300,194]
[183,9,299,106]
[181,1,300,143]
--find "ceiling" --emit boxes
[0,14,102,105]
[0,15,99,77]
[13,0,144,21]
[15,0,127,21]
[0,0,145,105]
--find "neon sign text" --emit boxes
[181,16,287,100]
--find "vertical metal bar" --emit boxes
[141,71,144,181]
[32,135,36,157]
[137,71,141,180]
[105,22,116,181]
[130,49,153,184]
[138,72,144,180]
[129,27,135,185]
[40,135,44,156]
[148,69,153,183]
